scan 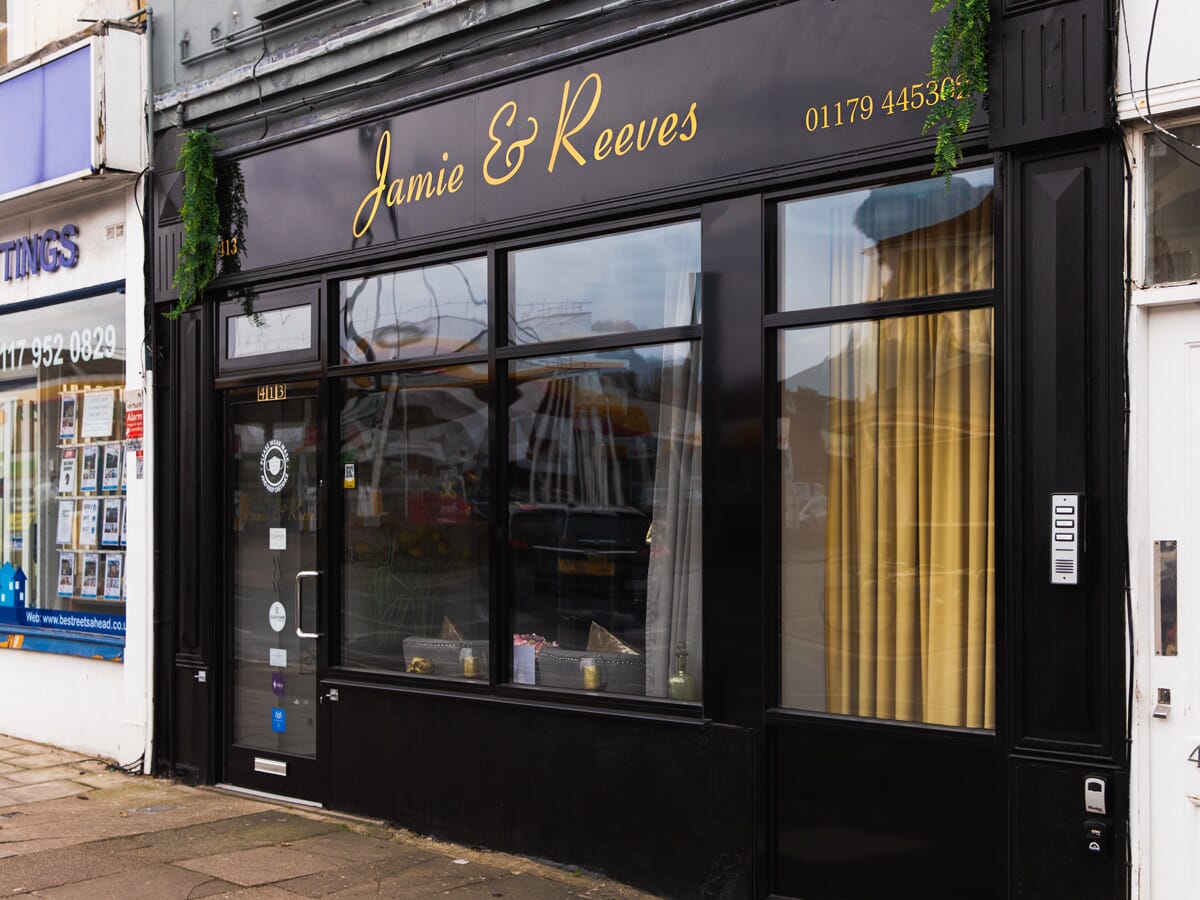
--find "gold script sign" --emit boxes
[352,69,699,239]
[257,384,287,402]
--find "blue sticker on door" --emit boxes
[271,707,286,733]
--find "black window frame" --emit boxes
[763,156,1001,735]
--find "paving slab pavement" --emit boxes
[0,735,658,898]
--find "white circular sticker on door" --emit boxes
[268,601,287,633]
[260,440,290,493]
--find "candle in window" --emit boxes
[581,657,601,691]
[460,646,480,678]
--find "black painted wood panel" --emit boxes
[775,724,1000,900]
[1004,139,1125,897]
[1010,145,1121,757]
[989,0,1110,148]
[329,686,756,899]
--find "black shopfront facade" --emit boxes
[152,1,1127,897]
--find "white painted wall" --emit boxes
[6,0,140,60]
[1121,5,1200,896]
[0,183,152,767]
[1118,0,1200,122]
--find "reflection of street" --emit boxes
[780,524,827,710]
[232,530,318,757]
[230,400,318,758]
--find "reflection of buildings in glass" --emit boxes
[341,373,490,654]
[504,350,699,652]
[509,299,596,345]
[853,175,994,301]
[341,261,488,363]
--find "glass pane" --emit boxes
[228,305,312,358]
[509,221,700,345]
[1146,126,1200,285]
[779,170,994,310]
[1154,539,1178,656]
[339,257,487,364]
[779,311,994,729]
[231,394,318,755]
[340,366,489,676]
[0,293,127,640]
[507,343,701,700]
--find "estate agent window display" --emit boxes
[0,291,129,643]
[337,221,702,700]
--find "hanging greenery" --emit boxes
[167,129,221,319]
[924,0,990,186]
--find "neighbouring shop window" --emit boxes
[777,170,995,730]
[0,292,128,645]
[340,365,489,676]
[1145,125,1200,285]
[339,257,488,364]
[779,170,993,310]
[505,221,702,700]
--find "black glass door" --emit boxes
[223,381,327,800]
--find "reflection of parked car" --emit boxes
[508,504,650,650]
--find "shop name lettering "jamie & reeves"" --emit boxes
[352,71,699,239]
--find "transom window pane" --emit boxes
[1145,125,1200,285]
[778,311,994,729]
[340,366,489,676]
[508,221,700,345]
[779,170,994,310]
[507,343,701,699]
[339,257,488,364]
[228,305,312,358]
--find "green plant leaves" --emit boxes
[924,0,990,188]
[167,129,221,319]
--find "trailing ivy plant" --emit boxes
[167,129,221,319]
[924,0,990,187]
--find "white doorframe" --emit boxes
[1132,292,1200,900]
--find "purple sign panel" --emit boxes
[0,46,93,198]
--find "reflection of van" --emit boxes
[508,504,650,650]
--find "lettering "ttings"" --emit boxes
[0,225,80,281]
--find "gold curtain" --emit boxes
[825,194,995,729]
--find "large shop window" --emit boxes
[777,171,995,729]
[0,291,128,651]
[338,255,490,678]
[1145,124,1200,286]
[335,225,702,701]
[340,364,490,676]
[506,222,701,699]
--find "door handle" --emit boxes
[295,570,322,639]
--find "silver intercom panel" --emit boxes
[1051,493,1082,585]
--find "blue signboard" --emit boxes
[271,708,287,733]
[0,46,93,198]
